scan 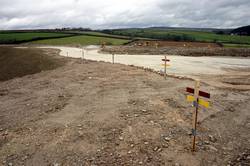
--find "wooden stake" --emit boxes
[155,42,158,49]
[112,54,114,64]
[102,42,106,48]
[82,49,84,60]
[164,56,167,80]
[192,80,200,152]
[81,49,84,64]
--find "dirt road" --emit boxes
[102,46,250,57]
[130,41,221,48]
[0,47,249,165]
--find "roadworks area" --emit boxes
[0,46,249,166]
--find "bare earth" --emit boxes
[102,45,250,57]
[0,47,250,166]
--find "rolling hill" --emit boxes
[231,25,250,36]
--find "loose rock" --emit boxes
[208,135,217,143]
[164,137,171,142]
[207,145,218,152]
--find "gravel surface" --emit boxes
[0,46,249,166]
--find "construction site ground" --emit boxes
[0,46,249,166]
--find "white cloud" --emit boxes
[0,0,249,29]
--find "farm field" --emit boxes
[79,31,131,39]
[0,31,132,45]
[1,30,250,48]
[104,28,250,47]
[0,32,74,44]
[79,31,151,40]
[223,43,250,48]
[166,30,250,44]
[31,35,130,46]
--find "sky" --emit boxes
[0,0,249,30]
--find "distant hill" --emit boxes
[231,25,250,36]
[146,26,232,33]
[107,27,232,33]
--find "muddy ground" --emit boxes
[0,47,249,166]
[102,46,250,57]
[0,46,65,81]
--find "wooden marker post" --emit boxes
[161,56,170,80]
[164,56,167,79]
[81,49,85,64]
[67,52,69,57]
[82,48,84,60]
[112,54,114,64]
[186,80,210,152]
[155,42,159,49]
[101,42,106,49]
[192,80,200,151]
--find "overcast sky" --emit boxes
[0,0,249,30]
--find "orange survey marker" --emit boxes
[186,80,211,152]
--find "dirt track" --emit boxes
[130,41,221,48]
[0,47,250,166]
[102,46,250,57]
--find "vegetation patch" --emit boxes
[102,28,250,46]
[223,43,250,48]
[31,35,130,46]
[0,32,75,44]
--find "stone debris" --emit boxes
[206,145,218,152]
[164,137,171,142]
[208,135,217,143]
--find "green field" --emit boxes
[104,28,250,46]
[79,31,131,39]
[223,43,250,48]
[166,30,250,44]
[1,29,250,48]
[0,32,74,44]
[0,31,131,45]
[31,35,130,45]
[78,31,151,40]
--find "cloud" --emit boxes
[0,0,249,29]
